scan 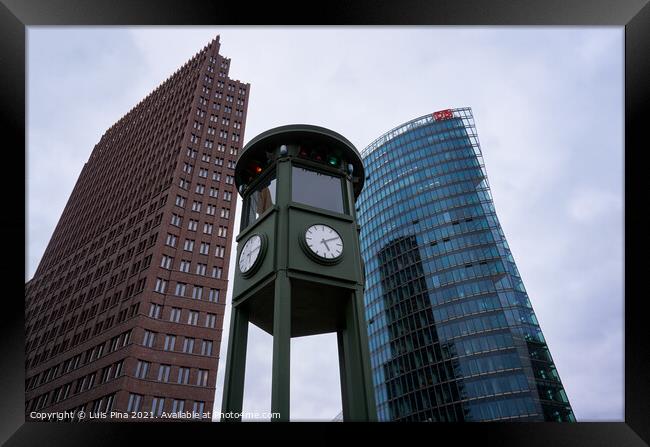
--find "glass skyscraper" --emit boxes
[357,107,575,422]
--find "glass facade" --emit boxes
[357,107,574,422]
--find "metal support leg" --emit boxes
[271,271,291,421]
[337,289,378,421]
[337,330,350,420]
[352,287,378,421]
[220,305,249,421]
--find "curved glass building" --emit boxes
[357,107,575,422]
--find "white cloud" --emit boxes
[566,187,623,223]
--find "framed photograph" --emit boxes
[6,0,647,445]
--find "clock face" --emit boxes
[239,234,263,274]
[305,224,343,261]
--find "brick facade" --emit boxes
[25,35,249,421]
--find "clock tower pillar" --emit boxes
[220,124,377,421]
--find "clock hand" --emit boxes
[322,237,340,243]
[321,239,330,251]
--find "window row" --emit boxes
[170,214,230,233]
[127,393,206,418]
[174,196,231,216]
[134,360,210,386]
[146,301,219,325]
[26,330,132,390]
[143,329,216,351]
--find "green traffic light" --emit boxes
[328,156,338,166]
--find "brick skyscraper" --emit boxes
[25,36,249,420]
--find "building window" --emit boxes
[182,337,195,353]
[192,201,202,212]
[175,282,187,296]
[157,364,171,382]
[142,330,156,348]
[127,393,143,412]
[151,396,165,416]
[197,369,209,387]
[86,373,96,391]
[113,360,123,378]
[154,278,167,294]
[208,288,220,303]
[195,183,205,194]
[170,307,181,323]
[177,367,190,385]
[134,360,150,379]
[149,303,162,319]
[201,340,213,356]
[165,234,177,247]
[100,365,112,384]
[179,260,191,273]
[188,311,199,326]
[192,401,205,416]
[105,394,116,412]
[214,245,225,258]
[192,285,203,300]
[188,219,198,231]
[205,313,216,328]
[122,330,132,346]
[196,263,207,276]
[171,214,182,227]
[164,334,176,351]
[211,266,222,279]
[199,242,210,255]
[171,399,185,413]
[62,383,71,399]
[161,255,173,270]
[203,223,213,234]
[183,239,195,252]
[175,195,186,207]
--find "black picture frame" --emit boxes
[4,0,647,445]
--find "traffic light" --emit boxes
[327,155,339,167]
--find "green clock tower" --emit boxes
[220,124,377,422]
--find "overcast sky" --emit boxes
[27,26,623,421]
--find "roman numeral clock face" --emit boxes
[304,224,344,262]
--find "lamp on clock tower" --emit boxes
[220,124,377,421]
